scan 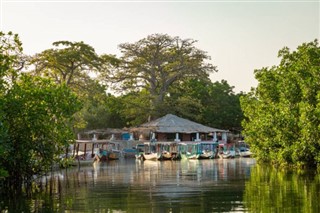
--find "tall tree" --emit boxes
[241,40,320,168]
[109,34,217,120]
[29,41,120,131]
[30,41,101,89]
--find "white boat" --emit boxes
[218,150,236,159]
[142,152,158,160]
[238,148,253,158]
[237,141,253,158]
[197,150,214,159]
[187,153,198,160]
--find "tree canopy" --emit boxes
[30,41,104,94]
[108,34,217,120]
[29,41,120,130]
[241,40,320,168]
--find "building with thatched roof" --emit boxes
[132,114,228,143]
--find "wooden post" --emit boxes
[91,143,95,158]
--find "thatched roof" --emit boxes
[138,114,227,134]
[83,128,125,134]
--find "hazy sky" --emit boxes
[1,0,319,92]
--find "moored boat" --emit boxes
[236,141,253,158]
[238,147,253,158]
[217,143,236,159]
[218,150,236,159]
[158,151,173,160]
[108,149,121,160]
[197,150,214,159]
[142,152,158,160]
[178,142,199,160]
[123,148,137,158]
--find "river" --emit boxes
[1,158,319,212]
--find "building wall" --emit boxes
[157,133,167,141]
[182,134,191,141]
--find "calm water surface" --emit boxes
[1,158,320,212]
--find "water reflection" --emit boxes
[1,158,319,212]
[244,165,320,213]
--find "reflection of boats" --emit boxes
[143,159,159,169]
[142,152,158,160]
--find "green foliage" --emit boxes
[109,33,217,120]
[0,31,24,178]
[0,31,82,190]
[81,93,127,129]
[0,31,23,86]
[29,40,120,131]
[241,40,320,168]
[1,74,81,187]
[168,79,243,130]
[30,41,101,87]
[118,90,152,126]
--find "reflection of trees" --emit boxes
[1,159,258,212]
[244,165,320,212]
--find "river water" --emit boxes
[1,158,320,212]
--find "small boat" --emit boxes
[107,149,121,160]
[237,141,253,158]
[218,150,236,159]
[178,142,199,160]
[197,150,214,159]
[158,151,172,160]
[123,148,137,158]
[142,152,158,160]
[187,152,198,160]
[238,147,253,158]
[134,144,145,159]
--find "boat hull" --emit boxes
[142,153,158,160]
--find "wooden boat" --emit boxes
[107,149,121,160]
[186,152,198,160]
[197,150,214,159]
[158,151,173,160]
[142,152,158,160]
[122,148,137,158]
[134,144,145,159]
[238,148,253,158]
[237,141,253,158]
[218,150,236,159]
[178,142,199,160]
[198,141,219,159]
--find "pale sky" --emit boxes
[1,0,319,93]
